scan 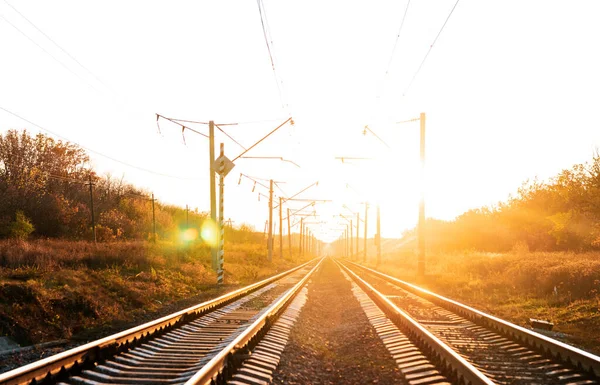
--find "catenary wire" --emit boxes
[3,0,110,91]
[0,14,101,94]
[0,106,203,181]
[403,0,461,96]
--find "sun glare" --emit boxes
[200,220,219,247]
[182,228,199,243]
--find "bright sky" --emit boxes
[1,1,600,243]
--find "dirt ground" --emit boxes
[272,258,405,384]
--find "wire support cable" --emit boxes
[403,0,461,96]
[232,117,293,162]
[0,106,202,180]
[256,0,288,112]
[382,0,412,81]
[3,0,109,90]
[156,114,209,139]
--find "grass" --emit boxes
[362,249,600,355]
[0,239,310,345]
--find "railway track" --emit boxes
[338,259,600,385]
[0,258,323,385]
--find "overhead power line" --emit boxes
[0,106,202,181]
[256,0,288,112]
[232,117,293,162]
[403,0,461,96]
[382,0,412,81]
[215,124,247,151]
[3,0,110,91]
[0,14,100,93]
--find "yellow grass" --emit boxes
[362,249,600,354]
[0,239,311,345]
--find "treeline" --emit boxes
[412,154,600,252]
[0,129,261,243]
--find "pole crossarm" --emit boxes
[289,201,315,216]
[232,117,293,162]
[156,113,209,139]
[284,198,331,203]
[395,117,420,125]
[240,156,300,168]
[363,125,392,150]
[239,173,271,190]
[273,181,319,209]
[335,156,374,163]
[343,204,365,222]
[336,213,356,226]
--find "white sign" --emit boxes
[214,155,235,177]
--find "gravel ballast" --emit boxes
[272,258,405,384]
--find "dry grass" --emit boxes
[0,239,311,345]
[363,249,600,355]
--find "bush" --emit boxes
[8,211,35,240]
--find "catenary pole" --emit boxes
[88,174,96,244]
[279,197,283,258]
[209,121,217,270]
[364,203,368,262]
[418,112,426,276]
[268,180,273,262]
[287,208,292,259]
[377,204,381,266]
[356,212,359,260]
[152,193,156,242]
[217,143,225,284]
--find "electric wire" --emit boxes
[0,14,100,94]
[403,0,461,96]
[3,0,110,91]
[215,124,247,151]
[382,0,412,83]
[0,106,203,181]
[232,117,293,162]
[256,0,287,112]
[156,114,209,139]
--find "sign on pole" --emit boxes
[213,155,235,177]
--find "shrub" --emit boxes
[8,211,35,240]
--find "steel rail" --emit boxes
[185,257,325,385]
[348,260,600,378]
[0,258,316,385]
[336,259,493,385]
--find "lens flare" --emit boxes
[182,228,198,242]
[200,219,219,247]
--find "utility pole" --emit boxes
[151,193,156,243]
[376,204,381,266]
[344,228,348,257]
[209,121,217,270]
[287,208,292,259]
[364,203,368,262]
[186,204,189,229]
[418,112,426,276]
[350,219,353,258]
[305,228,309,256]
[268,180,274,262]
[356,212,359,261]
[88,174,96,244]
[279,197,283,258]
[217,143,225,284]
[299,217,303,257]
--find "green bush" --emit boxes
[9,210,35,240]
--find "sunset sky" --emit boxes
[1,1,600,242]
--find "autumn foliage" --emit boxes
[0,129,261,243]
[411,154,600,252]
